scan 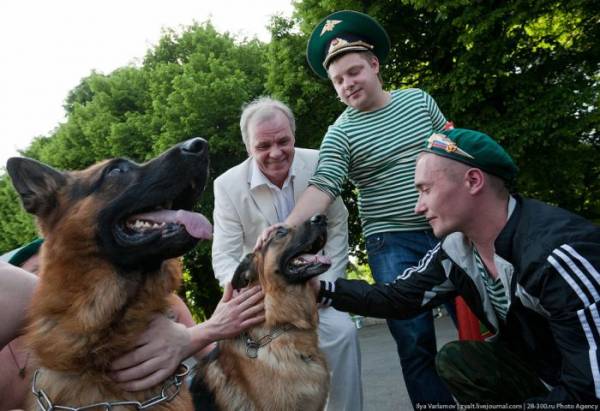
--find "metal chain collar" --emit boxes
[241,323,294,358]
[31,363,191,411]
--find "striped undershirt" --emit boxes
[308,88,447,237]
[473,249,509,321]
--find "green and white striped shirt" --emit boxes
[473,249,509,322]
[309,88,447,237]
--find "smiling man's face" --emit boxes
[248,110,295,188]
[328,52,382,112]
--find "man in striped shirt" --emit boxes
[316,128,600,404]
[257,10,455,406]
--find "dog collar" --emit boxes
[31,363,191,410]
[242,324,294,359]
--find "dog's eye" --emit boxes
[106,163,131,177]
[275,227,288,238]
[107,167,124,177]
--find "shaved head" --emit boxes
[416,153,469,183]
[416,152,509,198]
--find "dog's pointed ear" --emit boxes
[6,157,66,216]
[231,253,258,291]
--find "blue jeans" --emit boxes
[366,230,455,406]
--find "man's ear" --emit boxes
[231,253,258,290]
[465,168,485,194]
[6,157,66,216]
[369,55,380,73]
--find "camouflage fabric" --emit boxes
[435,340,548,404]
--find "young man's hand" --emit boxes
[253,223,285,251]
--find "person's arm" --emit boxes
[168,294,195,327]
[254,186,333,251]
[422,89,447,131]
[110,283,264,391]
[255,127,351,250]
[535,241,600,403]
[0,260,37,349]
[316,243,455,319]
[286,185,333,227]
[212,177,246,285]
[287,127,351,226]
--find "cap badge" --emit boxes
[328,37,349,54]
[427,133,474,159]
[321,19,342,36]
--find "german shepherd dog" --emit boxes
[194,215,331,411]
[6,138,212,411]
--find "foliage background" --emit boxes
[1,0,598,319]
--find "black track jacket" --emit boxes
[320,196,600,403]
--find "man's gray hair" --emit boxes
[240,97,296,151]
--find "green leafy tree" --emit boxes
[1,2,598,318]
[295,0,600,218]
[0,22,268,319]
[395,0,600,218]
[140,24,268,317]
[0,177,37,252]
[265,0,599,267]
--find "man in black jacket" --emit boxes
[317,128,600,405]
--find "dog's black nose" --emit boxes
[181,138,208,155]
[310,214,327,226]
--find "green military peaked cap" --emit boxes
[306,10,390,79]
[425,128,518,183]
[0,238,43,267]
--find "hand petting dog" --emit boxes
[111,283,264,391]
[197,215,331,410]
[253,222,285,251]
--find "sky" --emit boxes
[0,0,294,169]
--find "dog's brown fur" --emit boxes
[7,138,210,410]
[197,218,330,411]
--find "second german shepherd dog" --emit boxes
[7,138,212,410]
[193,215,331,411]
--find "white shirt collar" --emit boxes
[249,157,296,190]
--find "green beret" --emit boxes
[0,238,43,267]
[306,10,390,79]
[425,128,518,183]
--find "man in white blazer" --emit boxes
[212,97,363,411]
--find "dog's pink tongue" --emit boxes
[132,209,213,240]
[175,210,213,239]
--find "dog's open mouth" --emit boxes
[124,208,211,239]
[287,253,332,276]
[115,186,212,246]
[284,233,331,280]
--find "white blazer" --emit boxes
[211,148,349,285]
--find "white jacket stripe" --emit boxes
[561,244,600,295]
[550,244,600,399]
[396,242,441,281]
[578,306,600,398]
[548,254,591,307]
